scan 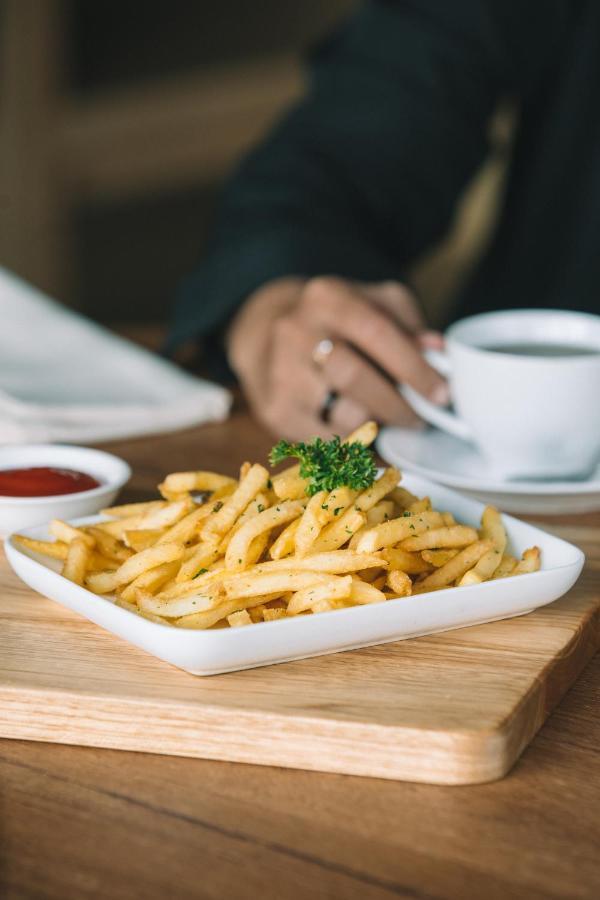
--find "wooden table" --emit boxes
[1,410,599,899]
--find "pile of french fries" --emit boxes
[15,422,540,629]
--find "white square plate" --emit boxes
[4,474,584,676]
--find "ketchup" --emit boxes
[0,467,101,497]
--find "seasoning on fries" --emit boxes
[13,421,541,629]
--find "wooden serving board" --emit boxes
[1,524,599,785]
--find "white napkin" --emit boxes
[0,267,231,444]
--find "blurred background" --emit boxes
[0,0,512,348]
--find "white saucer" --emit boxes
[377,427,600,514]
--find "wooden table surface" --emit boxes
[1,409,599,900]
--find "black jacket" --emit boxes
[170,0,600,355]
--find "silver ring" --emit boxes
[312,338,334,368]
[319,390,339,424]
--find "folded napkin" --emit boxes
[0,267,231,444]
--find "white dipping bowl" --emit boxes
[0,444,131,537]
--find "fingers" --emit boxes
[418,330,445,351]
[322,342,421,426]
[329,395,370,433]
[359,280,426,333]
[298,277,448,403]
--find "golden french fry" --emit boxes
[294,491,328,557]
[217,493,270,553]
[227,609,253,627]
[379,547,431,575]
[349,578,386,605]
[175,593,281,629]
[100,500,168,519]
[320,486,358,521]
[88,552,122,572]
[225,500,303,570]
[272,466,307,500]
[124,529,165,551]
[156,505,212,546]
[113,595,170,624]
[86,542,185,594]
[50,519,96,549]
[287,575,353,615]
[241,550,385,577]
[366,500,395,525]
[414,540,493,593]
[386,569,412,597]
[389,486,419,509]
[356,511,444,553]
[158,564,225,599]
[492,554,518,579]
[312,598,349,613]
[248,604,267,623]
[120,560,181,603]
[98,499,193,538]
[458,508,508,585]
[202,463,269,538]
[421,548,459,567]
[223,571,334,601]
[86,527,132,561]
[512,546,541,575]
[354,468,400,512]
[480,506,507,549]
[407,497,431,514]
[61,538,90,586]
[442,512,456,526]
[400,525,479,552]
[349,503,394,549]
[269,518,300,559]
[175,541,221,582]
[344,420,377,446]
[159,471,236,494]
[311,509,366,552]
[263,607,287,621]
[460,548,504,585]
[136,586,222,618]
[13,535,69,561]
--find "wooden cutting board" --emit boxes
[1,524,599,785]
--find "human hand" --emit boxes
[227,275,448,440]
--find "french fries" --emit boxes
[15,423,541,630]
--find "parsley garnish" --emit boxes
[212,500,223,513]
[257,504,265,513]
[269,436,377,497]
[193,567,208,579]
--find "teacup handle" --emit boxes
[401,349,473,442]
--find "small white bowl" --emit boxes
[0,444,131,537]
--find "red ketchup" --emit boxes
[0,467,101,497]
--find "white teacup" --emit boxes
[402,309,600,481]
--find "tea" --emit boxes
[482,342,599,357]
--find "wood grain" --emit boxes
[1,411,599,898]
[1,416,598,786]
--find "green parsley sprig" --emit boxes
[269,436,377,496]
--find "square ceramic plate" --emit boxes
[4,474,584,675]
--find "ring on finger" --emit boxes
[318,389,339,424]
[312,338,334,368]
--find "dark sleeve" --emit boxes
[168,0,565,352]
